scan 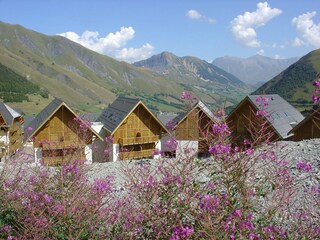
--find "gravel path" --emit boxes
[86,139,320,188]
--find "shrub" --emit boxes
[0,91,319,239]
[0,154,119,239]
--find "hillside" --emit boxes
[253,49,320,110]
[212,55,299,85]
[0,22,250,114]
[134,52,250,106]
[0,63,48,102]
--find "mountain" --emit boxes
[134,52,250,105]
[212,54,299,85]
[0,22,250,114]
[0,63,46,102]
[253,49,320,110]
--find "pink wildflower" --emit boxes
[170,225,194,240]
[180,91,193,100]
[245,148,254,155]
[209,143,231,156]
[152,149,163,156]
[313,79,320,87]
[297,161,312,172]
[234,209,241,217]
[212,123,231,136]
[256,109,267,116]
[105,135,114,142]
[43,194,51,203]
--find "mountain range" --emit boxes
[134,51,245,86]
[1,21,317,116]
[0,21,251,114]
[133,51,249,106]
[212,55,299,85]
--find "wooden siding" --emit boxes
[42,148,85,165]
[175,107,215,153]
[175,108,198,140]
[33,106,92,165]
[113,104,163,160]
[0,115,5,126]
[119,144,155,159]
[119,135,159,145]
[293,110,320,141]
[227,100,253,141]
[0,114,24,158]
[227,100,278,145]
[198,110,215,153]
[0,141,5,158]
[8,120,23,153]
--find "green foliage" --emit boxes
[254,49,320,107]
[0,207,17,228]
[0,63,47,102]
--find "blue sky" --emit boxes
[0,0,319,62]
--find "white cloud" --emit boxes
[256,49,265,55]
[292,11,320,48]
[231,2,282,47]
[271,42,286,49]
[292,37,305,47]
[58,27,154,62]
[115,43,155,63]
[187,9,202,19]
[273,54,285,59]
[186,9,215,24]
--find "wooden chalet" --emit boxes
[0,103,24,160]
[289,107,320,141]
[24,98,103,165]
[226,94,304,144]
[96,96,169,161]
[171,100,218,158]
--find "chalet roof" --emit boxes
[157,113,178,126]
[0,102,22,127]
[229,94,304,139]
[171,100,219,128]
[288,107,320,135]
[96,96,169,134]
[24,98,103,142]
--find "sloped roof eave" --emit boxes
[25,99,103,142]
[288,107,320,135]
[173,101,218,129]
[227,96,284,139]
[110,101,170,135]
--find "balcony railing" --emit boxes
[9,133,22,143]
[119,149,154,160]
[119,135,159,146]
[41,141,86,150]
[10,124,20,133]
[10,140,23,152]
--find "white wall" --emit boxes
[85,144,92,164]
[34,147,42,165]
[176,140,198,160]
[0,133,8,145]
[0,132,8,160]
[153,140,162,160]
[91,122,108,163]
[112,144,119,162]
